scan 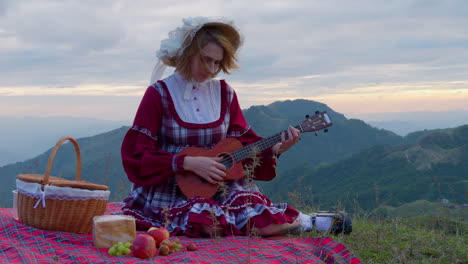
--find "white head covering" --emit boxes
[150,17,241,85]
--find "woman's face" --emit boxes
[190,42,224,82]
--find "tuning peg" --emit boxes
[315,110,320,114]
[324,129,328,133]
[305,114,310,118]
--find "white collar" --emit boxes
[174,72,213,100]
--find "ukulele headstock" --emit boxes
[299,111,333,133]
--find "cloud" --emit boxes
[3,1,123,50]
[1,0,468,118]
[0,94,140,121]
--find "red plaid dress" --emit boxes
[121,77,299,237]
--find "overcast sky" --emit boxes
[1,0,467,121]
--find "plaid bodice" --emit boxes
[154,80,235,154]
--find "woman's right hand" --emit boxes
[183,156,227,184]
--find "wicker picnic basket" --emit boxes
[16,136,110,234]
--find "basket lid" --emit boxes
[18,174,109,191]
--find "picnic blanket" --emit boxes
[0,202,361,264]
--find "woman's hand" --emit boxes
[272,126,301,155]
[183,156,227,184]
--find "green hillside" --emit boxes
[265,125,468,212]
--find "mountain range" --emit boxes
[0,116,128,166]
[3,110,468,166]
[1,100,466,213]
[263,125,468,212]
[360,110,468,136]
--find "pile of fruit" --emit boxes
[108,242,132,256]
[107,226,198,259]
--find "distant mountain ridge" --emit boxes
[363,110,468,136]
[244,99,404,174]
[0,116,129,166]
[3,110,467,165]
[1,99,464,211]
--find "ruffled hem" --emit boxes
[122,190,299,237]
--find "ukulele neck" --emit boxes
[231,125,301,162]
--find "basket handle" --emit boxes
[43,136,82,184]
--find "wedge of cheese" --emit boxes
[92,215,136,248]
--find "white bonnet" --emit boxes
[150,17,242,84]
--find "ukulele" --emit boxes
[175,111,333,199]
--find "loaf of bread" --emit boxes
[92,215,136,248]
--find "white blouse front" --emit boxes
[163,72,221,124]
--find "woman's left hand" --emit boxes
[272,126,301,155]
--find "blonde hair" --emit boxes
[174,23,241,80]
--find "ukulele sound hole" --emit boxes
[217,153,234,170]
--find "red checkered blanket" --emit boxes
[0,203,361,263]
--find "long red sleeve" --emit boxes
[121,86,179,187]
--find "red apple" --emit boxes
[147,226,170,247]
[130,234,157,259]
[187,243,197,251]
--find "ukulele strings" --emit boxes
[230,125,301,162]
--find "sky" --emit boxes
[1,0,468,122]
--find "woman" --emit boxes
[121,17,351,237]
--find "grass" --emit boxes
[302,215,468,264]
[189,153,468,263]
